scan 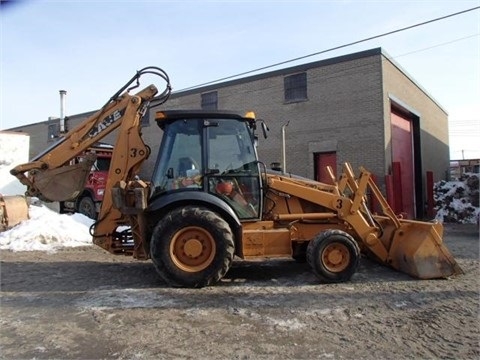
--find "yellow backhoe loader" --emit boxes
[10,67,462,287]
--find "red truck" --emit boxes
[60,143,113,219]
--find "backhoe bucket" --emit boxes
[0,195,29,231]
[377,218,463,279]
[31,155,95,202]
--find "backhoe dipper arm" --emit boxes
[90,91,156,255]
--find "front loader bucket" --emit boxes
[0,194,29,231]
[377,218,463,279]
[30,156,95,202]
[334,163,462,280]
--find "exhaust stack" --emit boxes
[281,121,289,174]
[59,90,67,133]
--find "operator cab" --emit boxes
[152,110,263,220]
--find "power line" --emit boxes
[391,33,480,59]
[178,6,480,92]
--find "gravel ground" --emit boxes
[0,223,478,359]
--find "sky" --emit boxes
[0,0,479,160]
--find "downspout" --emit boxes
[281,120,290,174]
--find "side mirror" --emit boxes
[257,119,269,139]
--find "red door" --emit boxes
[315,152,337,184]
[391,110,415,218]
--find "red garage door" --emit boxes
[391,110,415,219]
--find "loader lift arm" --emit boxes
[266,163,463,279]
[10,66,172,257]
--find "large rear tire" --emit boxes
[150,206,235,288]
[307,229,360,283]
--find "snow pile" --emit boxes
[0,202,94,252]
[0,132,29,195]
[434,173,480,224]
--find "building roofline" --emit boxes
[170,48,384,98]
[6,111,97,132]
[379,48,447,115]
[170,46,447,114]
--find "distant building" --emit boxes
[450,159,480,180]
[7,48,450,219]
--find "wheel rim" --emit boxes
[321,243,350,273]
[170,226,216,272]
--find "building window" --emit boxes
[201,91,218,110]
[284,72,307,102]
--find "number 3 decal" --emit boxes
[336,199,343,209]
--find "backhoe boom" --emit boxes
[11,67,170,202]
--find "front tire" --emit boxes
[150,206,235,288]
[307,229,360,283]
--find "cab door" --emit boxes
[205,118,262,220]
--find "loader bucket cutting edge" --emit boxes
[0,195,29,231]
[31,156,96,202]
[378,219,463,279]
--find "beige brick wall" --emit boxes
[144,53,386,184]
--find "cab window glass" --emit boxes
[153,120,203,191]
[208,119,256,174]
[207,119,260,219]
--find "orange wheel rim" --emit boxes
[170,226,216,272]
[321,243,350,273]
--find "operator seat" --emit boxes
[177,157,198,177]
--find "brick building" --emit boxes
[9,48,449,219]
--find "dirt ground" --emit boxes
[1,223,479,360]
